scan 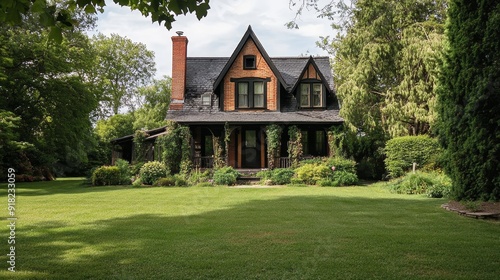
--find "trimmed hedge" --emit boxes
[92,166,121,186]
[384,135,442,178]
[257,168,294,185]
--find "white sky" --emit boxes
[89,0,335,79]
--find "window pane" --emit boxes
[245,130,257,148]
[315,131,325,155]
[238,83,248,107]
[202,93,211,105]
[300,84,310,107]
[254,81,264,107]
[301,130,309,155]
[204,135,214,156]
[313,84,322,107]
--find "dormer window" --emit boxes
[243,55,256,69]
[233,78,268,109]
[299,83,324,108]
[201,92,211,106]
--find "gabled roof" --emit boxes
[213,25,286,90]
[271,56,334,92]
[290,56,334,95]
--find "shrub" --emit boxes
[318,179,335,187]
[139,161,168,185]
[188,170,212,185]
[92,166,121,186]
[195,182,214,187]
[115,159,131,184]
[332,171,358,186]
[384,136,442,178]
[324,157,357,174]
[271,168,294,185]
[130,162,145,177]
[132,177,143,187]
[213,166,239,185]
[387,171,452,197]
[294,164,331,185]
[174,175,188,187]
[154,176,176,187]
[257,169,294,185]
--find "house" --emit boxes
[111,26,343,169]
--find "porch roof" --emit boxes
[166,110,343,125]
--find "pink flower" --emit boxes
[331,166,336,172]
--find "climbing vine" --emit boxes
[265,124,282,169]
[224,122,231,166]
[157,121,181,174]
[287,125,303,168]
[179,126,193,176]
[213,135,224,169]
[133,130,149,164]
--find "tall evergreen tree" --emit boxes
[437,0,500,200]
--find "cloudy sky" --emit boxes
[89,0,335,78]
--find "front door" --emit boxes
[242,129,260,168]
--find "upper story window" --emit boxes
[237,80,266,109]
[201,92,211,106]
[299,82,324,108]
[243,55,256,70]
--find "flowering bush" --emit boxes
[139,161,168,185]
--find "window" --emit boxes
[204,135,214,156]
[253,81,264,107]
[243,55,256,69]
[236,80,267,109]
[301,130,309,155]
[315,131,325,155]
[238,83,249,107]
[201,92,211,106]
[299,83,324,108]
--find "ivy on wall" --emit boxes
[179,125,193,175]
[287,125,303,168]
[213,135,224,169]
[265,124,282,169]
[133,130,149,164]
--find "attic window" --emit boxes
[201,92,211,106]
[243,55,256,69]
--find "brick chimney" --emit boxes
[170,32,188,110]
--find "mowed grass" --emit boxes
[1,178,499,279]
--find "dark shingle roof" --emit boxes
[167,110,343,124]
[185,57,228,97]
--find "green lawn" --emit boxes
[2,178,499,279]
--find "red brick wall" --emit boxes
[171,36,188,110]
[223,39,278,111]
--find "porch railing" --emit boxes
[193,156,214,169]
[278,156,316,168]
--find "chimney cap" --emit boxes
[176,31,184,36]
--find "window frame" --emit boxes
[201,92,212,106]
[243,55,256,70]
[232,78,270,109]
[298,81,325,109]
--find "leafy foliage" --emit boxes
[115,158,131,185]
[384,136,442,178]
[0,12,100,175]
[294,164,331,185]
[287,125,303,168]
[257,168,294,185]
[0,0,211,42]
[133,76,171,130]
[265,124,283,169]
[213,167,239,186]
[387,171,451,198]
[437,0,500,201]
[133,130,150,164]
[92,166,121,186]
[139,161,168,185]
[313,0,446,137]
[91,33,156,117]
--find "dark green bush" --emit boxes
[257,169,294,185]
[332,171,358,186]
[324,157,357,174]
[139,161,168,185]
[213,167,240,185]
[130,162,145,177]
[92,166,121,186]
[271,168,294,185]
[174,175,188,187]
[384,135,442,178]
